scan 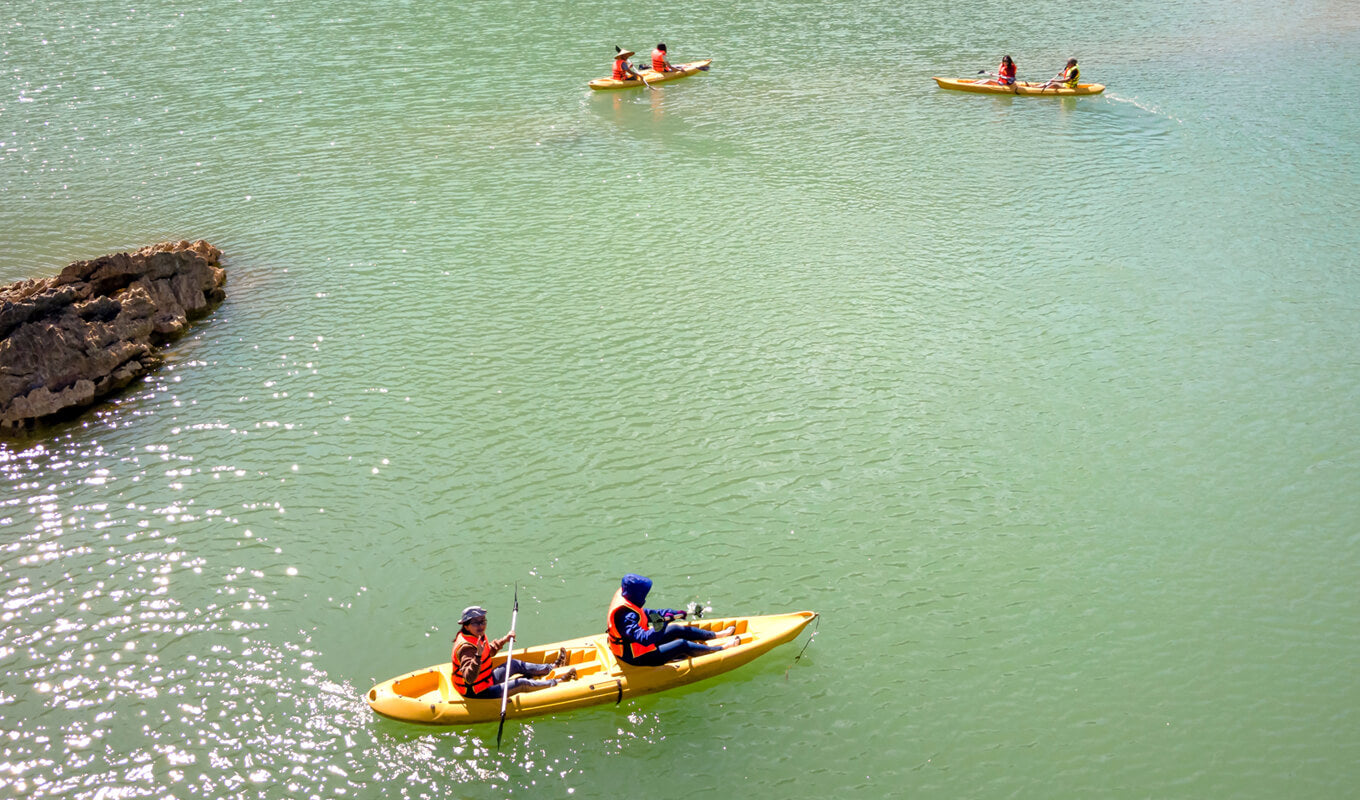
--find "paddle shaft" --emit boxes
[1042,69,1073,92]
[624,61,657,90]
[495,584,518,748]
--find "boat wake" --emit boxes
[1103,94,1184,124]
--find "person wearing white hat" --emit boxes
[611,46,644,81]
[450,605,573,699]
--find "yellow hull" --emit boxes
[932,76,1105,96]
[589,60,713,90]
[365,610,817,725]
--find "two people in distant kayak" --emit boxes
[982,56,1080,88]
[451,573,737,699]
[612,44,682,80]
[450,605,574,699]
[607,573,739,666]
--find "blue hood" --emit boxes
[621,573,652,605]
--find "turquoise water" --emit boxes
[2,0,1358,797]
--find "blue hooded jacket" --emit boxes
[617,574,679,647]
[621,573,652,604]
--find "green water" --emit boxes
[2,0,1358,797]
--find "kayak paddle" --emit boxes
[495,583,518,749]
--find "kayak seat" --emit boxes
[392,669,441,699]
[437,670,455,703]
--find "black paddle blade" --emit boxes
[496,715,506,748]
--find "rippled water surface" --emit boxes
[3,0,1358,797]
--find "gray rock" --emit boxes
[0,240,226,432]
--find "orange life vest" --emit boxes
[652,49,668,72]
[450,632,498,696]
[607,588,658,660]
[998,62,1016,84]
[1062,64,1079,87]
[612,59,627,80]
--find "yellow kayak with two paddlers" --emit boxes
[364,610,817,725]
[589,59,713,90]
[933,76,1105,96]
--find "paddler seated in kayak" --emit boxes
[988,55,1017,86]
[651,43,678,73]
[612,46,644,81]
[451,606,575,699]
[1044,58,1080,89]
[607,574,739,666]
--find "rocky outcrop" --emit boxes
[0,240,225,431]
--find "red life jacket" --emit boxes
[607,588,658,661]
[450,632,498,696]
[652,49,667,72]
[612,59,627,80]
[998,62,1016,83]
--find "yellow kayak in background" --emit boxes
[365,610,817,725]
[933,77,1106,96]
[589,60,713,90]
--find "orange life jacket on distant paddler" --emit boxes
[652,49,668,72]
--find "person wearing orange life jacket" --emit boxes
[606,574,738,666]
[651,43,677,73]
[450,606,574,699]
[991,55,1017,86]
[612,46,644,81]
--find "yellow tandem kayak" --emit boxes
[588,60,713,90]
[932,76,1105,96]
[364,610,817,725]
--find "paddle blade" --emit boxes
[496,714,506,748]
